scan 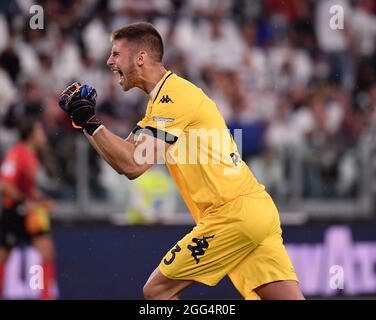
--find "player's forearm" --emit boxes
[85,127,143,179]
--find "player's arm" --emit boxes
[85,127,168,179]
[85,129,141,175]
[58,82,173,179]
[125,131,138,144]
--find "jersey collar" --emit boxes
[149,70,173,102]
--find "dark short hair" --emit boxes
[111,22,164,62]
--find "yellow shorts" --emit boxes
[159,193,298,299]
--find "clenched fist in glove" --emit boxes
[58,82,103,136]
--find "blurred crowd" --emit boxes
[1,0,376,202]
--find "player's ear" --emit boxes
[137,51,146,67]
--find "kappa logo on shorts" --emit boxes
[187,235,215,264]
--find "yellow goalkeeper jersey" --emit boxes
[134,71,266,223]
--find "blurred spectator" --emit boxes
[0,67,16,122]
[352,0,376,58]
[81,15,111,64]
[269,42,313,92]
[51,32,82,89]
[0,43,20,83]
[190,12,244,72]
[0,14,9,52]
[240,23,269,91]
[352,0,376,90]
[315,0,353,90]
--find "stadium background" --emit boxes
[0,0,376,299]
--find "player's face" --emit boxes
[107,39,138,91]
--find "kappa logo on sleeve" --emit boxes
[159,95,174,104]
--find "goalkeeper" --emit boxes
[58,22,304,300]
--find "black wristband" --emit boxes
[69,99,102,135]
[82,115,103,136]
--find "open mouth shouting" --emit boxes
[118,70,125,86]
[112,68,125,87]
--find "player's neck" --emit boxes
[139,64,168,95]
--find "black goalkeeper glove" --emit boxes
[58,82,103,136]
